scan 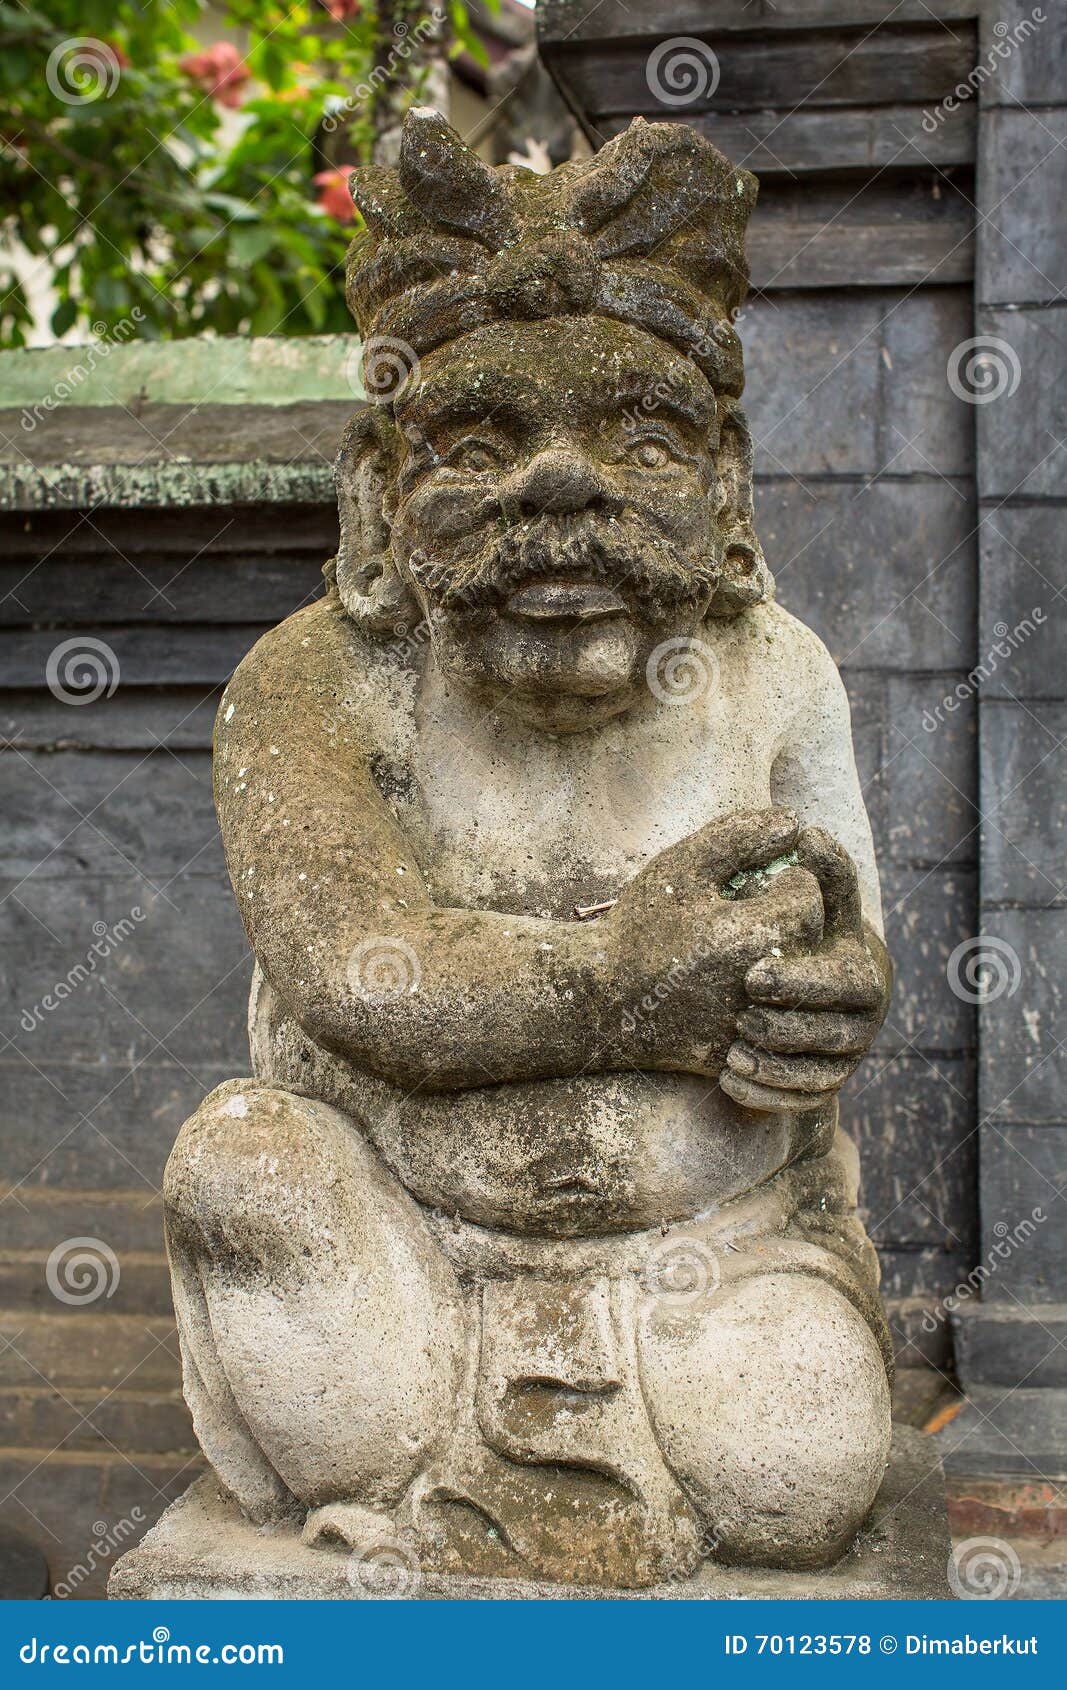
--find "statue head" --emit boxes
[333,109,771,730]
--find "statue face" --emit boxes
[388,318,724,730]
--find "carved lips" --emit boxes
[505,579,628,625]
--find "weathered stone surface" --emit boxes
[954,1303,1067,1390]
[882,675,978,867]
[936,1389,1067,1480]
[978,509,1065,698]
[847,1054,977,1252]
[743,289,973,479]
[120,110,920,1594]
[981,703,1066,906]
[978,915,1067,1123]
[976,308,1067,500]
[761,478,977,671]
[977,1125,1067,1300]
[977,110,1067,307]
[111,1427,951,1600]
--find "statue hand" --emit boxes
[720,828,891,1112]
[609,809,826,1074]
[616,806,803,918]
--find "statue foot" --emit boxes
[302,1501,397,1550]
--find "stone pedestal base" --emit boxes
[111,1426,951,1600]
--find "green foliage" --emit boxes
[0,0,467,345]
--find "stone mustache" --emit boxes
[164,110,894,1590]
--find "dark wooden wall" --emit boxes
[0,499,335,1587]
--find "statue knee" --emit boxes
[165,1082,466,1512]
[164,1080,368,1268]
[639,1273,891,1569]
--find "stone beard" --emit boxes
[161,111,895,1590]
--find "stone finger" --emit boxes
[697,808,799,886]
[736,1006,875,1056]
[726,1040,855,1093]
[719,1068,832,1112]
[744,949,881,1009]
[796,827,862,941]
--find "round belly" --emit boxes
[250,970,798,1237]
[365,1071,796,1236]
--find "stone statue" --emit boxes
[163,111,894,1591]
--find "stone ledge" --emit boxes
[111,1425,951,1601]
[0,401,352,512]
[935,1389,1067,1480]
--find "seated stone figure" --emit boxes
[164,111,894,1591]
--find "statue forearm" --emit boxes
[252,814,828,1095]
[267,906,632,1092]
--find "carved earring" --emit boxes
[707,526,771,618]
[330,414,420,636]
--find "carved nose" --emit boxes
[503,448,612,520]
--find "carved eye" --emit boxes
[449,437,503,473]
[623,433,683,470]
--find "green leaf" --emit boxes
[230,222,275,266]
[94,273,131,310]
[202,192,259,222]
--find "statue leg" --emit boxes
[638,1271,892,1569]
[163,1079,466,1524]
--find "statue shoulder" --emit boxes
[742,599,843,699]
[714,599,840,691]
[215,591,417,761]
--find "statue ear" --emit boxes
[706,404,774,618]
[327,407,419,635]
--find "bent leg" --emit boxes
[164,1079,465,1519]
[638,1272,891,1569]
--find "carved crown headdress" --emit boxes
[346,109,758,397]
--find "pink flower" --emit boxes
[313,167,357,223]
[180,42,251,110]
[320,1,362,19]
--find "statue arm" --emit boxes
[767,641,883,937]
[217,600,825,1093]
[215,600,633,1091]
[721,633,892,1112]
